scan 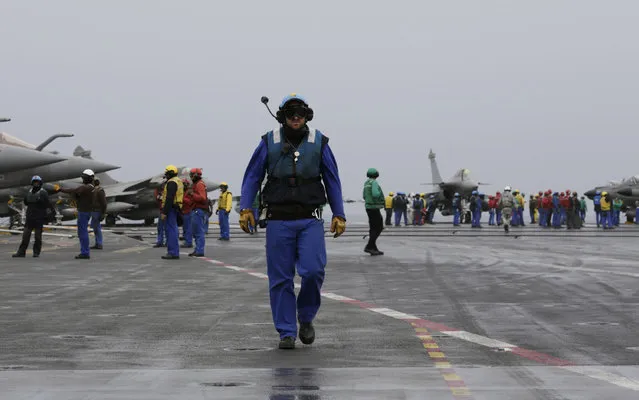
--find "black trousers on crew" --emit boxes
[384,208,392,226]
[366,209,384,250]
[18,222,43,255]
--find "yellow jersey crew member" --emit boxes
[161,165,184,259]
[217,182,232,240]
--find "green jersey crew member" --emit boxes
[363,168,385,255]
[239,93,346,350]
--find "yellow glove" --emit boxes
[53,184,61,192]
[239,209,255,234]
[330,216,346,238]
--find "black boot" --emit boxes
[278,336,296,349]
[12,253,25,258]
[299,322,315,345]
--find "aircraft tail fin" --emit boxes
[73,145,119,185]
[428,149,443,186]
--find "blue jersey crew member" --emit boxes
[239,93,346,350]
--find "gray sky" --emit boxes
[2,0,638,201]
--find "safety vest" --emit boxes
[594,195,601,205]
[161,176,184,209]
[262,126,327,206]
[218,191,233,211]
[385,195,393,209]
[600,197,611,211]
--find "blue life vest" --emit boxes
[594,195,601,205]
[413,198,423,209]
[262,126,327,207]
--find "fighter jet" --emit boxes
[584,175,639,221]
[54,147,221,225]
[420,149,489,216]
[0,134,120,219]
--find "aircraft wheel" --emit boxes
[105,214,116,226]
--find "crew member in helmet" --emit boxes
[384,191,394,226]
[90,178,107,250]
[12,176,56,258]
[57,169,96,259]
[238,93,346,350]
[363,168,385,255]
[452,193,462,226]
[189,168,208,256]
[160,165,184,259]
[217,182,232,241]
[497,186,515,233]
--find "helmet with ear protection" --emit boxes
[276,93,314,123]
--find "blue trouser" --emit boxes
[413,209,422,225]
[471,210,480,226]
[596,211,600,226]
[561,209,566,225]
[192,208,207,254]
[182,211,193,246]
[496,210,502,225]
[580,210,586,221]
[90,211,103,246]
[614,210,620,226]
[402,210,408,225]
[530,209,535,224]
[156,217,165,244]
[600,211,610,228]
[636,208,639,224]
[394,210,402,226]
[552,208,561,227]
[204,212,210,233]
[488,210,495,225]
[165,209,179,256]
[77,211,91,256]
[266,219,326,339]
[453,209,461,225]
[218,209,230,239]
[540,209,547,227]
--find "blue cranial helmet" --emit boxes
[279,93,309,109]
[454,192,460,197]
[31,175,42,183]
[596,190,601,195]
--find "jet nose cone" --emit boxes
[617,188,632,196]
[69,157,120,174]
[583,189,596,199]
[0,144,66,172]
[204,179,221,191]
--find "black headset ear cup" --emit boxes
[276,110,286,124]
[306,107,314,121]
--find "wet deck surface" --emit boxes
[1,223,638,399]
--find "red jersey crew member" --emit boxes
[239,93,346,350]
[189,168,208,256]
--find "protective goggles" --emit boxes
[283,106,308,119]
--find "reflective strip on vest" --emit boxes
[266,127,321,179]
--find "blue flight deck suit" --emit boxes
[240,126,345,340]
[472,197,482,227]
[552,195,561,228]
